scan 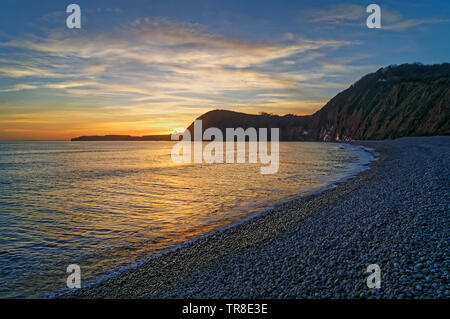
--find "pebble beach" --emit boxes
[66,136,449,299]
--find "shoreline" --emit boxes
[65,136,449,299]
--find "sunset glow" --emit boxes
[0,0,449,140]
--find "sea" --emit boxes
[0,141,375,298]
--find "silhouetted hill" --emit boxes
[186,110,311,141]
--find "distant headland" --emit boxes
[71,134,171,141]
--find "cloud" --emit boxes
[0,17,353,104]
[305,3,449,31]
[0,84,37,92]
[382,17,450,31]
[307,4,365,24]
[4,17,349,69]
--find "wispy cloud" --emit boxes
[0,83,37,92]
[382,13,449,31]
[305,3,449,31]
[307,4,365,24]
[0,17,353,104]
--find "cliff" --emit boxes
[186,63,450,141]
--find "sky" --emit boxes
[0,0,449,140]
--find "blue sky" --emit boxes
[0,0,449,140]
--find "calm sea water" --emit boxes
[0,141,374,298]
